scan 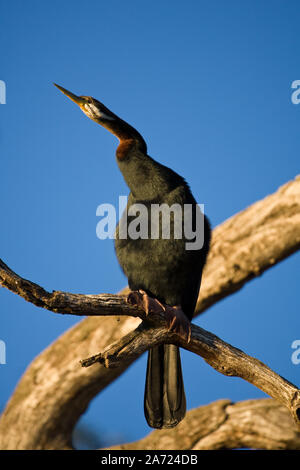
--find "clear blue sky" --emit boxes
[1,0,299,449]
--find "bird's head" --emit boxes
[54,83,116,124]
[54,83,147,156]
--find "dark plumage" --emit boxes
[55,83,211,429]
[115,148,211,428]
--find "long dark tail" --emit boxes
[144,344,186,429]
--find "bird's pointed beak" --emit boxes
[54,83,85,106]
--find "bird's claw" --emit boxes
[127,290,165,315]
[127,291,191,343]
[165,306,191,343]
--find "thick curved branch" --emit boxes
[108,399,300,450]
[197,174,300,313]
[0,175,299,449]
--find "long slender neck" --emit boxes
[97,111,147,155]
[117,143,184,201]
[98,110,183,200]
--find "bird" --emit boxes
[54,83,211,429]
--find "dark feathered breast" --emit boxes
[115,184,211,319]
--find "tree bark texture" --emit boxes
[109,399,300,450]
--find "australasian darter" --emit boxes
[55,83,211,429]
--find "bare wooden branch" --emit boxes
[79,320,300,428]
[197,175,300,313]
[108,399,300,450]
[0,259,143,318]
[2,245,300,427]
[0,175,299,449]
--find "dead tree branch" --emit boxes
[79,320,300,428]
[108,399,300,450]
[196,174,300,313]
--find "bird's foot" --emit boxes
[127,290,165,315]
[127,290,191,343]
[164,305,191,343]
